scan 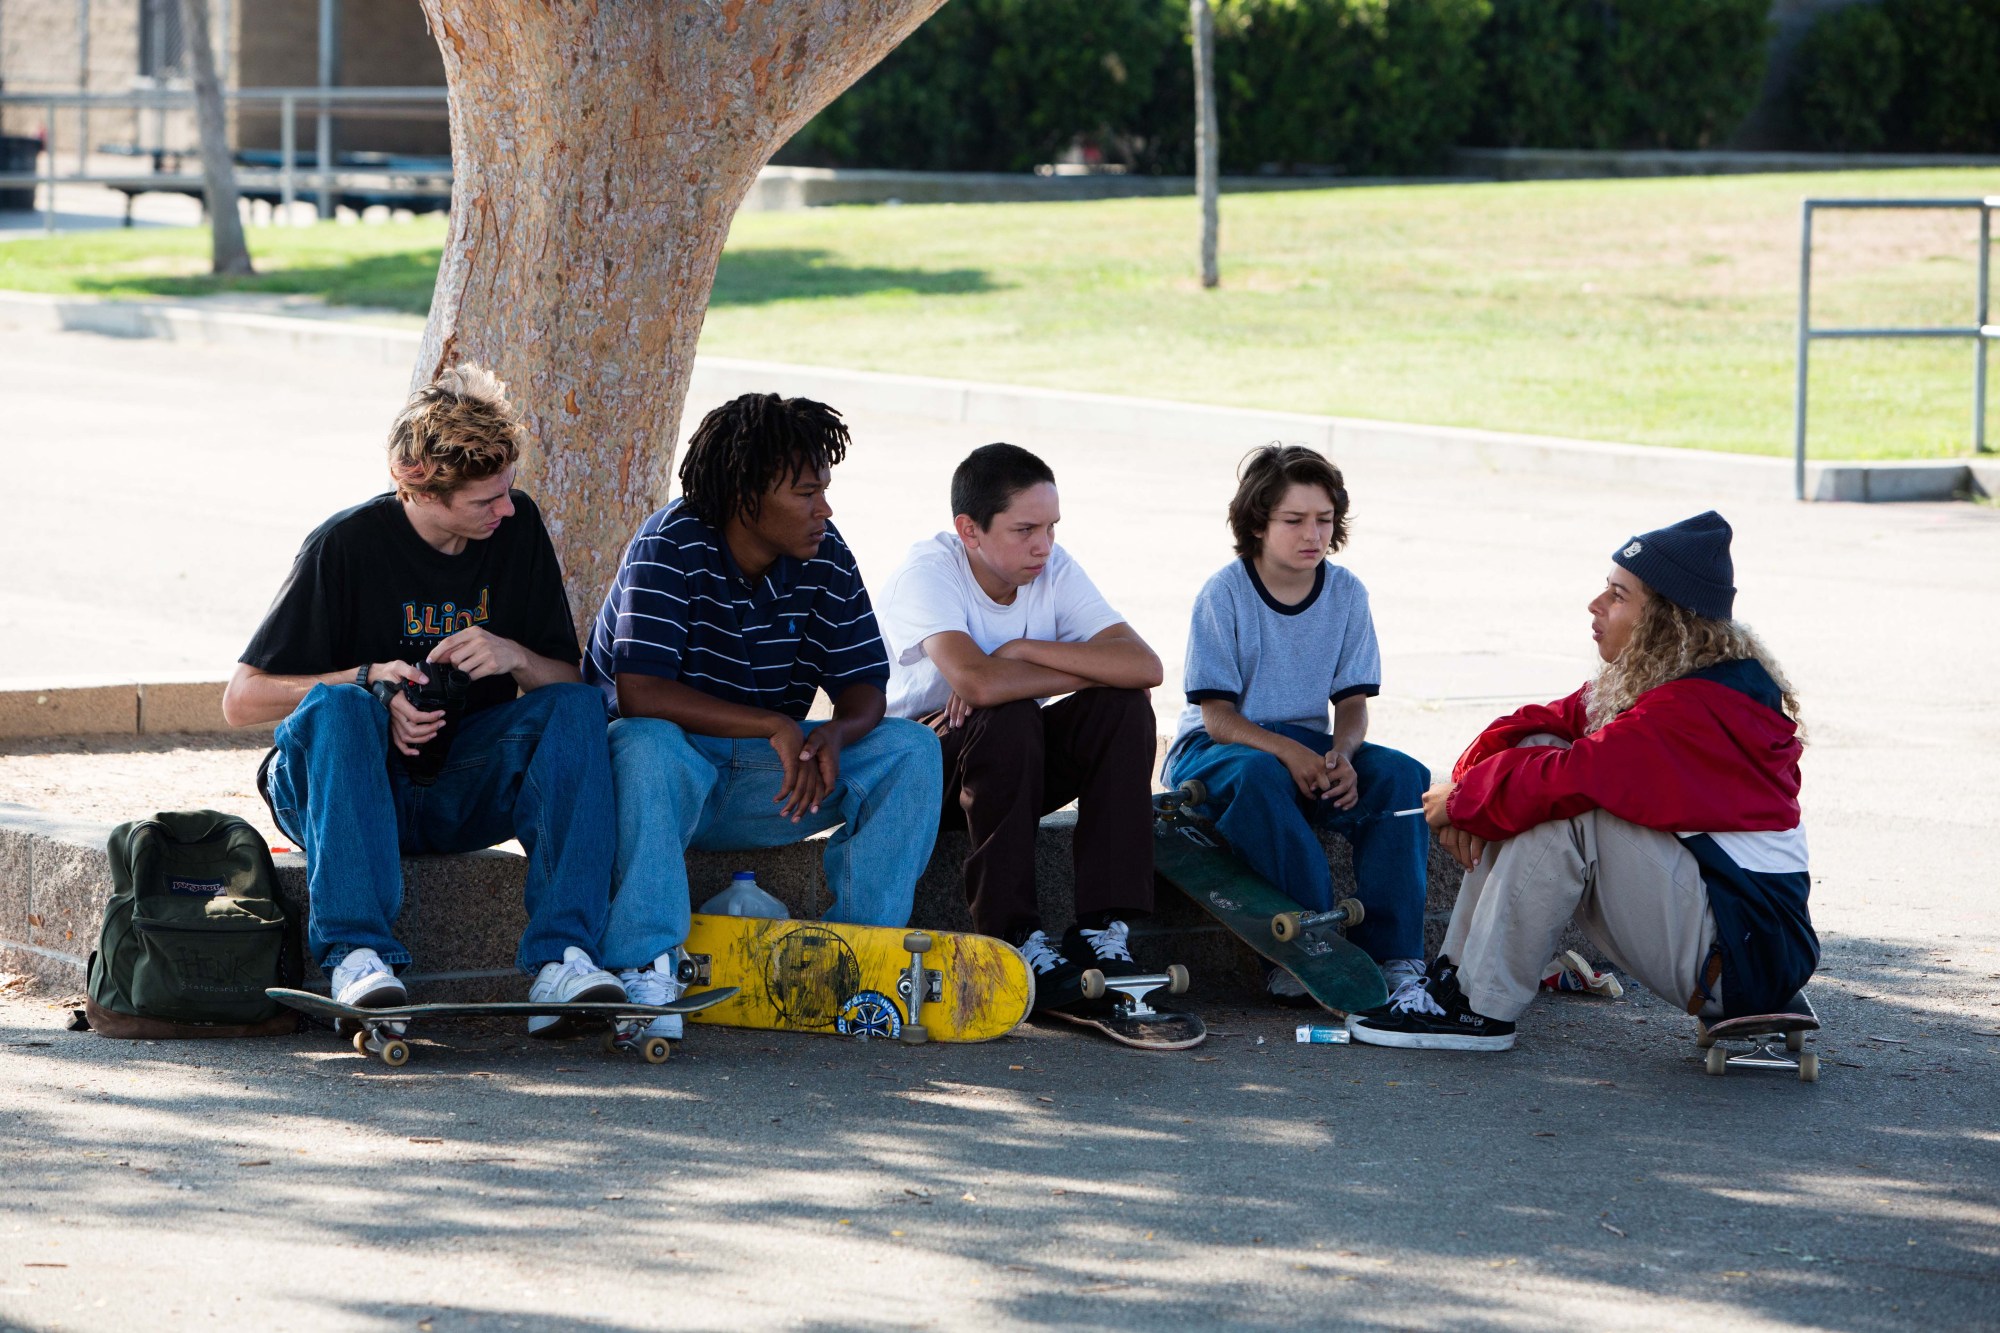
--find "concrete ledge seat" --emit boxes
[1,801,1598,1005]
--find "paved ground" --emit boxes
[1,327,1998,1330]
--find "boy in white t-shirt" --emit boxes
[879,444,1165,1011]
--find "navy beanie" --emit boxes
[1611,511,1736,620]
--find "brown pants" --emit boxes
[930,688,1157,942]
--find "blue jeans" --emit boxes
[263,682,617,975]
[1164,726,1430,962]
[600,715,943,970]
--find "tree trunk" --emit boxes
[180,0,253,277]
[413,0,948,630]
[1191,0,1219,290]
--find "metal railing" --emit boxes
[0,86,449,231]
[1794,197,1997,500]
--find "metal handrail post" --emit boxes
[1978,203,1991,455]
[42,100,56,234]
[280,93,296,223]
[1793,201,1814,502]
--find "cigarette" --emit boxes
[1390,807,1424,818]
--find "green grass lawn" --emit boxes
[6,168,1998,459]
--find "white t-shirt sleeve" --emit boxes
[880,543,973,669]
[1048,548,1126,644]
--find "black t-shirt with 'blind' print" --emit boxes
[239,490,582,719]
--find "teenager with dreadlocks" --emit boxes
[224,364,628,1032]
[583,393,942,1041]
[1347,511,1817,1051]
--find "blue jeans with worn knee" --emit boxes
[599,715,943,970]
[262,681,617,975]
[1164,725,1430,962]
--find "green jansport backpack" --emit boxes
[80,811,301,1038]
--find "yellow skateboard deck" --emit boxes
[681,914,1033,1044]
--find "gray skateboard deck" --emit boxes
[267,986,739,1066]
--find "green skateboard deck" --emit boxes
[1153,783,1389,1015]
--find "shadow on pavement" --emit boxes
[0,929,1995,1329]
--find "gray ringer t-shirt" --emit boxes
[1166,559,1382,765]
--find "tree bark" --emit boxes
[413,0,949,630]
[1191,0,1219,290]
[181,0,254,276]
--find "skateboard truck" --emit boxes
[1079,965,1191,1020]
[1695,994,1821,1082]
[1270,897,1366,944]
[899,931,934,1045]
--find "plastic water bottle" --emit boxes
[1295,1024,1351,1045]
[699,870,791,920]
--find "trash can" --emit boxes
[0,135,40,211]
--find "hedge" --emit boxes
[1792,3,1902,153]
[1881,0,2000,153]
[1472,0,1770,151]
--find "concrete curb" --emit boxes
[0,675,227,740]
[3,289,1985,502]
[0,800,1526,1008]
[1449,147,2000,181]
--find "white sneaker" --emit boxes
[618,949,687,1041]
[331,947,408,1008]
[527,946,626,1036]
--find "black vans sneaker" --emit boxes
[1016,929,1086,1012]
[1346,963,1516,1051]
[1062,919,1148,980]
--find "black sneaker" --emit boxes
[1345,962,1516,1051]
[1062,920,1148,981]
[1016,929,1086,1012]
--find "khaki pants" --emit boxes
[1442,740,1720,1023]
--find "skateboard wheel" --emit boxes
[1694,1022,1716,1050]
[1178,779,1208,807]
[601,1028,620,1054]
[903,931,933,955]
[1704,1046,1727,1076]
[901,1024,930,1045]
[1166,963,1190,996]
[1797,1052,1819,1083]
[1271,912,1301,943]
[352,1030,370,1056]
[1336,896,1365,928]
[380,1039,411,1068]
[642,1037,672,1065]
[1786,1031,1805,1054]
[1080,969,1106,1001]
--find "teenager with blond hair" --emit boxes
[1348,512,1816,1051]
[223,364,627,1031]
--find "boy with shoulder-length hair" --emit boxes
[1348,512,1815,1051]
[1162,444,1431,1007]
[878,443,1165,1012]
[584,393,942,1043]
[223,364,627,1030]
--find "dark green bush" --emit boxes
[778,0,1187,172]
[1469,0,1769,150]
[1472,0,1598,149]
[1882,0,2000,152]
[1213,0,1491,175]
[1792,3,1902,152]
[1601,0,1771,149]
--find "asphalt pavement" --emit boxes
[2,325,1998,1331]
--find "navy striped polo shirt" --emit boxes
[584,500,890,720]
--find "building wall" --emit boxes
[1,0,161,147]
[234,0,446,157]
